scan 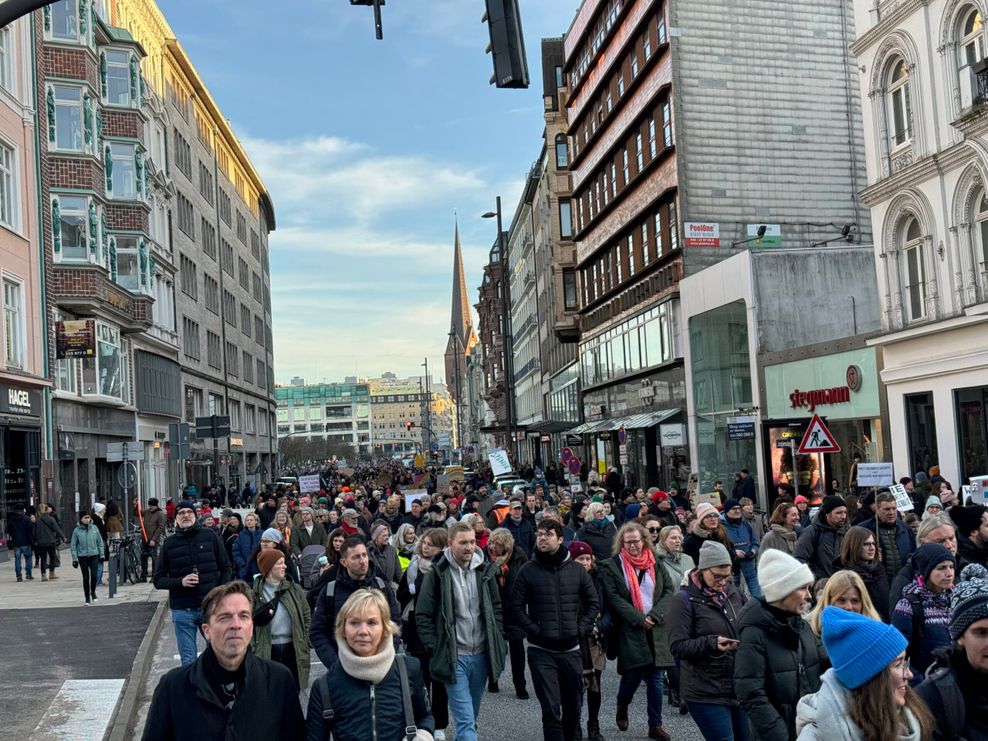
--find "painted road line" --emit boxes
[29,679,125,741]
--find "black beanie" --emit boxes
[913,543,955,581]
[818,495,846,520]
[950,505,986,538]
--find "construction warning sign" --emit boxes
[797,414,841,454]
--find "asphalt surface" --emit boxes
[135,607,704,740]
[0,602,157,738]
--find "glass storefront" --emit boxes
[956,385,988,482]
[905,392,938,477]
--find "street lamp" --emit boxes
[448,323,463,460]
[482,196,515,461]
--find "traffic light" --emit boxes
[350,0,385,39]
[482,0,529,89]
[405,420,415,431]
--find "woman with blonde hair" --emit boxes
[805,570,882,636]
[392,523,418,572]
[273,509,292,546]
[306,589,435,740]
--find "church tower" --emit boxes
[444,219,478,415]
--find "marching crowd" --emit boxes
[120,460,988,740]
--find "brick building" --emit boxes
[476,234,510,451]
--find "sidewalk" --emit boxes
[0,549,167,609]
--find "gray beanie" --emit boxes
[697,540,732,570]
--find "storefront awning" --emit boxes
[528,421,577,434]
[570,409,679,435]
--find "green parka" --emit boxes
[600,553,675,673]
[70,522,104,560]
[249,576,312,689]
[415,550,508,685]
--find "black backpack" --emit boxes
[919,659,966,740]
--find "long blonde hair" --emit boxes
[805,569,882,635]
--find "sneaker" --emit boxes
[25,575,33,580]
[85,600,91,606]
[433,732,446,741]
[92,596,98,603]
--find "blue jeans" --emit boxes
[687,702,749,741]
[445,653,489,741]
[96,559,104,585]
[13,545,32,578]
[617,666,665,726]
[737,557,762,598]
[172,608,202,665]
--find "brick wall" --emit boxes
[105,202,149,231]
[104,110,144,141]
[49,155,103,192]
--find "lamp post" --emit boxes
[482,197,515,461]
[448,324,463,460]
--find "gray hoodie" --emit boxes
[444,547,486,655]
[795,668,923,741]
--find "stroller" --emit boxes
[298,544,326,589]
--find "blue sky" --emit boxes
[162,0,578,385]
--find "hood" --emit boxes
[768,524,797,541]
[796,669,857,738]
[444,546,484,572]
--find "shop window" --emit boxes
[955,386,987,482]
[905,392,938,478]
[82,323,127,401]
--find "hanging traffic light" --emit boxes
[405,420,415,431]
[482,0,529,89]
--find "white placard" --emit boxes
[855,462,894,487]
[298,475,320,494]
[403,489,428,511]
[889,483,913,512]
[968,475,988,504]
[488,449,512,477]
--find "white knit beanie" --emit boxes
[758,549,814,603]
[695,502,718,521]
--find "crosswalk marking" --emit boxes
[29,679,125,741]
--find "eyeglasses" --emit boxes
[863,541,876,547]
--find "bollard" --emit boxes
[108,543,117,598]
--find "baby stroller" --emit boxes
[298,544,326,589]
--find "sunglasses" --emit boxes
[647,527,661,533]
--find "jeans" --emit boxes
[79,555,99,602]
[172,608,203,665]
[445,653,489,741]
[736,557,762,599]
[13,545,32,578]
[509,638,527,691]
[96,559,104,585]
[687,702,750,741]
[617,665,665,726]
[527,646,584,741]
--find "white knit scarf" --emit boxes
[336,636,396,684]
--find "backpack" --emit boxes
[920,659,967,740]
[317,654,418,741]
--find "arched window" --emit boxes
[888,59,913,148]
[976,191,988,269]
[902,217,926,321]
[962,7,985,66]
[555,134,568,169]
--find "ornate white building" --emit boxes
[852,0,988,486]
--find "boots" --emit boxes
[41,573,48,582]
[587,720,605,741]
[648,726,671,740]
[615,703,629,732]
[48,570,58,580]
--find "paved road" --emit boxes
[0,603,157,738]
[135,607,703,740]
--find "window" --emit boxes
[963,8,985,66]
[204,275,219,314]
[218,190,232,225]
[52,85,84,151]
[642,221,650,264]
[115,236,140,292]
[628,233,635,275]
[978,192,988,269]
[257,359,265,386]
[176,193,194,237]
[635,131,643,170]
[229,400,240,429]
[238,257,249,289]
[182,317,200,359]
[657,14,667,44]
[173,129,191,178]
[226,342,239,377]
[888,59,913,148]
[109,142,137,199]
[50,0,79,41]
[185,384,202,422]
[221,239,234,276]
[179,253,197,299]
[252,272,262,302]
[104,50,130,105]
[243,351,253,383]
[0,141,17,228]
[223,290,236,326]
[198,161,214,204]
[240,304,251,336]
[563,270,578,310]
[82,323,127,400]
[152,274,175,332]
[208,392,223,415]
[0,26,15,94]
[255,314,264,345]
[903,218,926,321]
[206,330,221,369]
[3,279,23,369]
[201,218,216,260]
[668,201,679,251]
[662,101,672,147]
[648,118,657,158]
[555,134,568,169]
[56,354,76,392]
[56,195,87,260]
[559,200,572,239]
[236,211,247,243]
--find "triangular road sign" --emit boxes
[798,414,841,454]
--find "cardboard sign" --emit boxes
[693,491,722,508]
[437,475,451,495]
[298,475,321,494]
[403,489,428,511]
[856,463,894,487]
[488,449,512,477]
[889,483,914,512]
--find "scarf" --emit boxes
[621,546,656,612]
[405,555,433,596]
[690,569,727,609]
[337,634,396,684]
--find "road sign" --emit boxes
[106,441,143,462]
[195,415,231,439]
[568,457,582,476]
[116,461,137,489]
[168,422,192,459]
[797,414,841,454]
[617,427,627,445]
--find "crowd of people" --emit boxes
[128,459,988,740]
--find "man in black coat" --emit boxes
[511,520,599,741]
[142,581,303,740]
[153,500,232,665]
[504,500,536,557]
[8,505,34,581]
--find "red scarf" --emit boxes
[621,546,656,612]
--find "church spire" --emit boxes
[449,215,473,348]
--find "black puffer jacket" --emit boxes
[733,598,826,741]
[576,519,617,561]
[510,546,598,651]
[488,545,528,640]
[668,579,745,705]
[153,524,232,610]
[793,518,847,580]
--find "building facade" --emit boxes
[851,0,988,487]
[369,374,429,454]
[276,381,371,457]
[476,234,510,451]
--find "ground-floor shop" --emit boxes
[0,382,44,553]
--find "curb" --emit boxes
[105,598,168,741]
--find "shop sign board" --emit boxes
[856,462,894,487]
[0,385,42,416]
[684,222,720,247]
[726,417,755,441]
[889,483,914,512]
[659,424,686,446]
[764,348,880,421]
[564,434,583,447]
[55,319,96,359]
[747,223,782,248]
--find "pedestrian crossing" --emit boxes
[29,679,124,741]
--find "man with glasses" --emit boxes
[511,521,599,741]
[154,500,232,665]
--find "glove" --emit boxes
[72,561,79,568]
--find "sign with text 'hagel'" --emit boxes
[488,449,512,477]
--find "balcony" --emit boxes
[51,263,153,333]
[956,60,988,132]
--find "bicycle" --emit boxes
[114,529,143,585]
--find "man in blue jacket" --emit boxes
[860,491,916,582]
[723,498,761,597]
[8,505,34,581]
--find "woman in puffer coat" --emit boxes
[668,541,747,740]
[232,512,263,580]
[306,589,434,741]
[891,544,955,678]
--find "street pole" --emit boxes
[495,196,516,461]
[449,325,463,460]
[422,358,431,452]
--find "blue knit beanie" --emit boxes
[821,606,907,689]
[625,503,641,520]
